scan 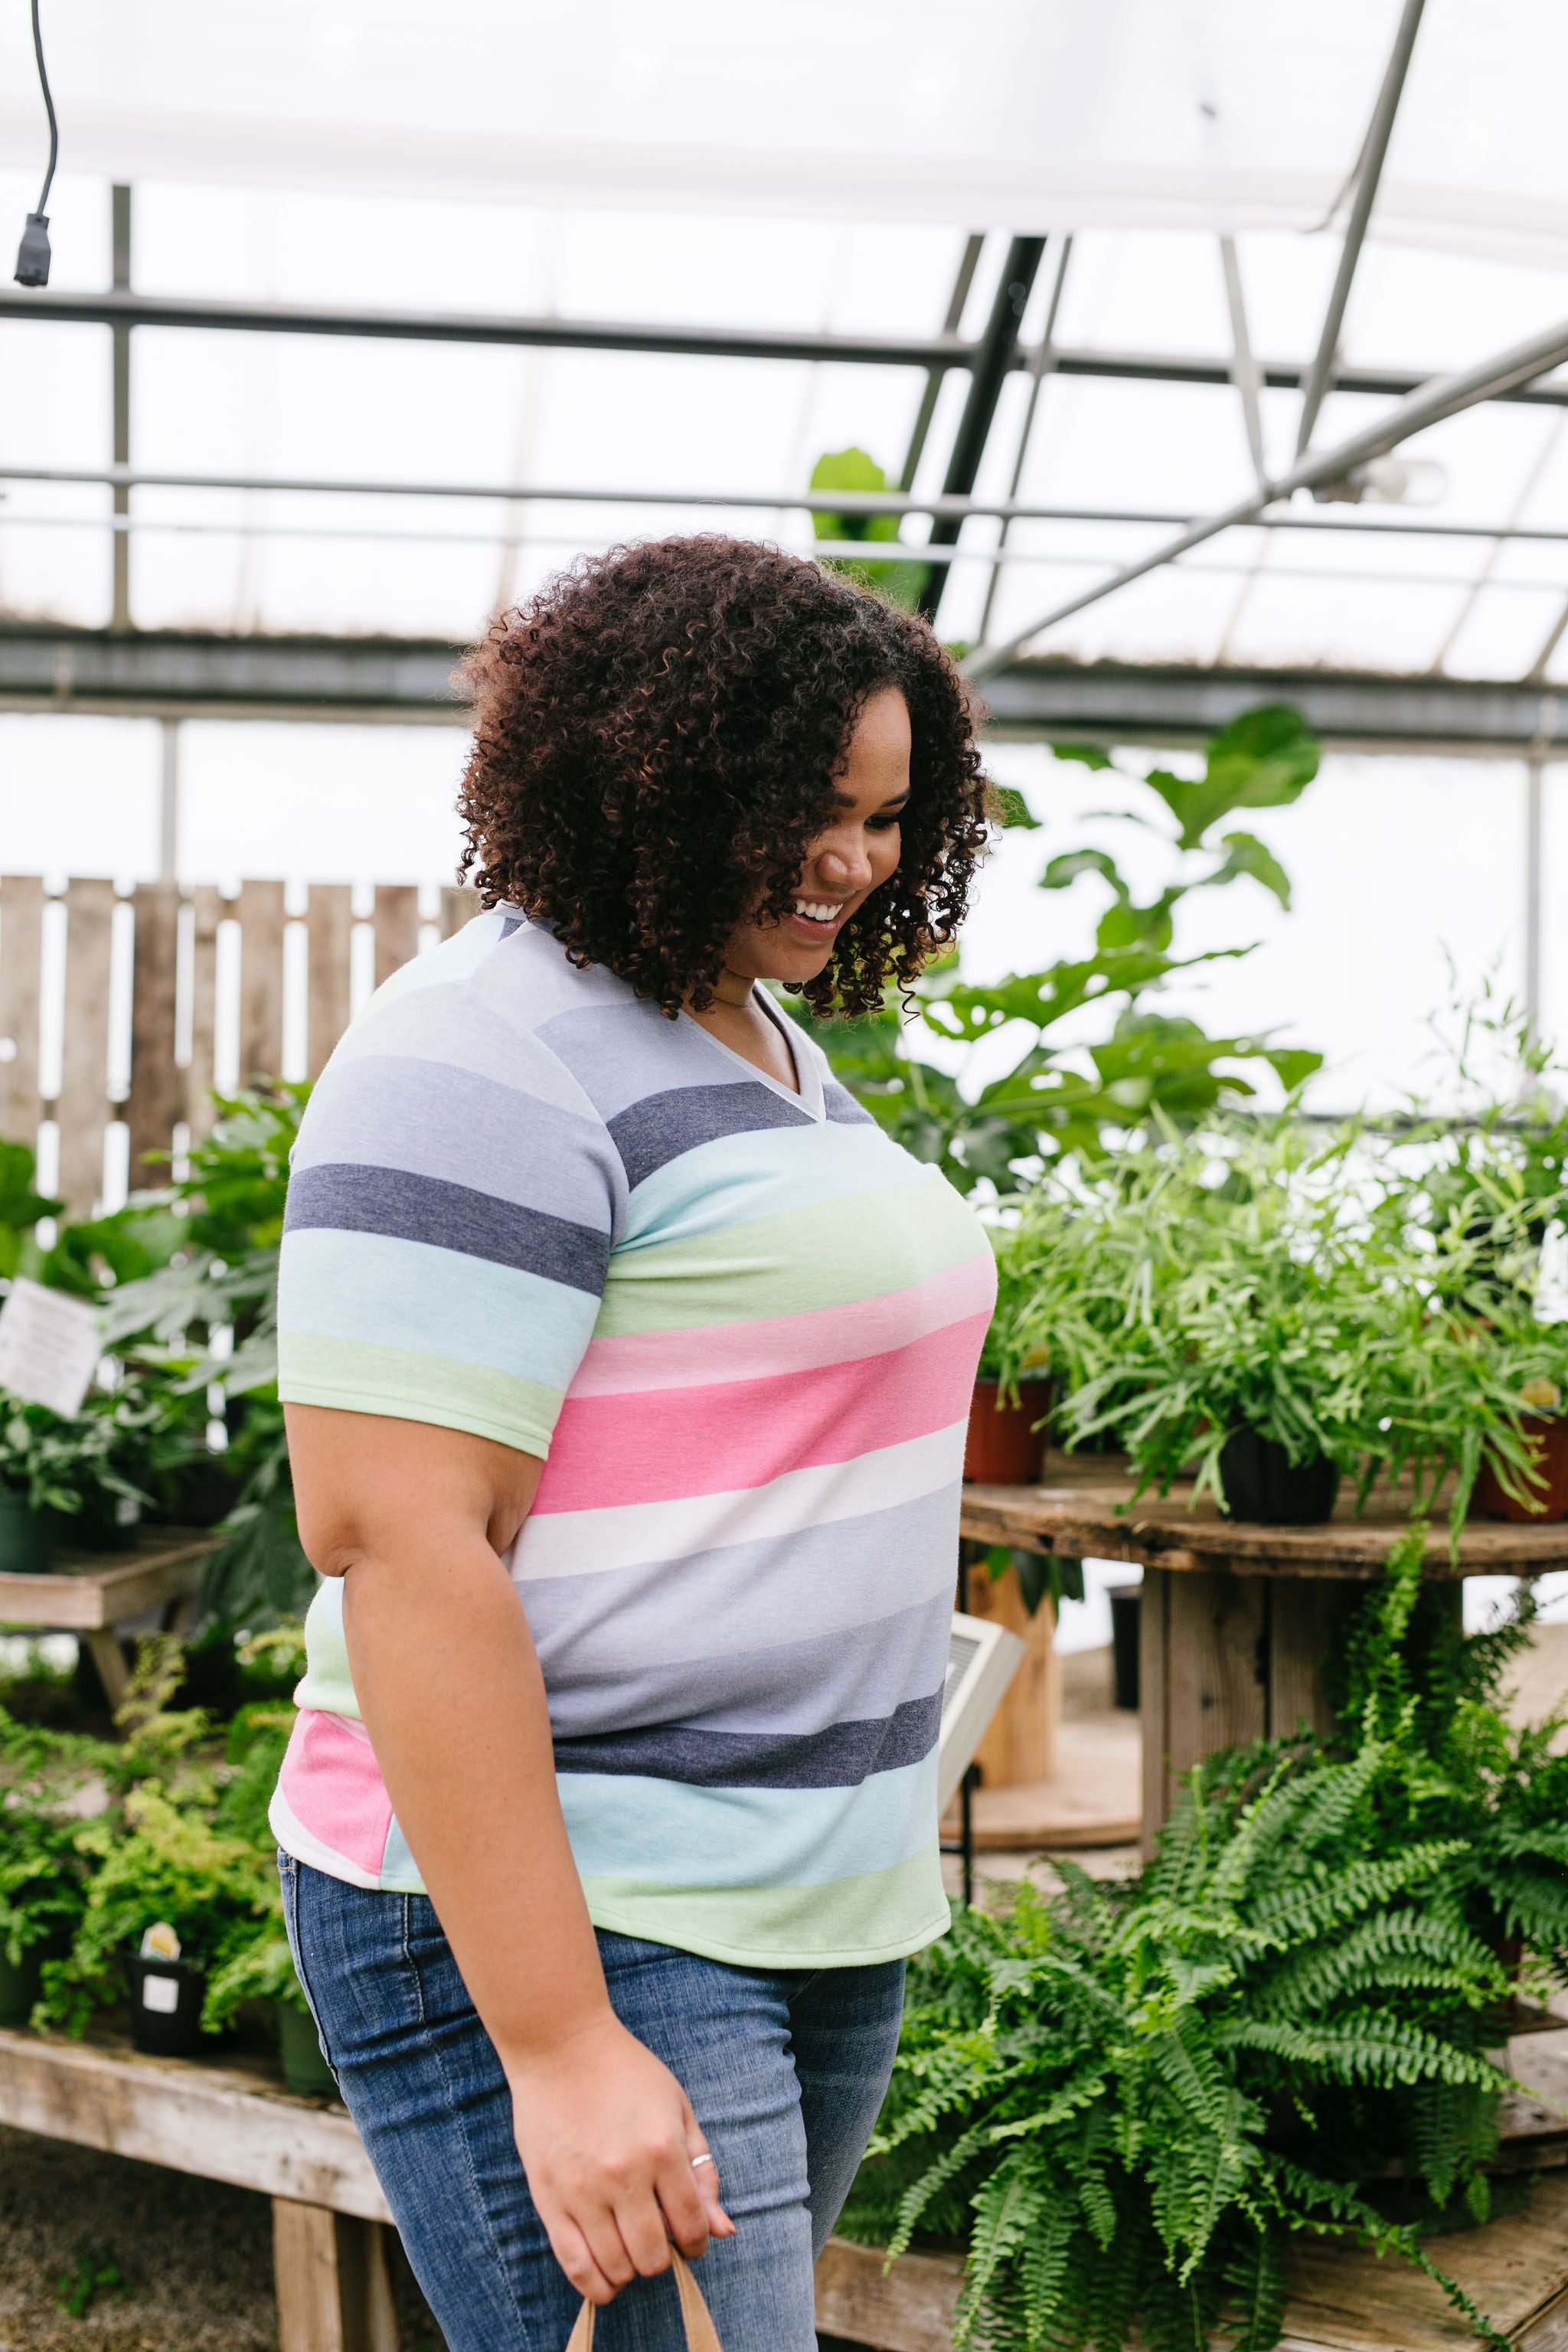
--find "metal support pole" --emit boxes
[158,717,180,881]
[1295,0,1426,459]
[900,233,985,493]
[977,238,1073,648]
[967,307,1568,684]
[110,185,132,632]
[918,236,1048,621]
[1525,756,1544,1032]
[1219,237,1266,486]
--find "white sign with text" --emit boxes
[0,1277,104,1418]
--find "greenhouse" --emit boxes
[5,5,1568,2350]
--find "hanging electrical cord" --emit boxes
[14,0,59,286]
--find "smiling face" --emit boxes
[722,685,911,987]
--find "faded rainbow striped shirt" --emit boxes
[270,908,993,1968]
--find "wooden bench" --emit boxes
[0,2025,397,2352]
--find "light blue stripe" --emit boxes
[556,1750,937,1888]
[381,1814,420,1886]
[620,1120,933,1250]
[279,1226,597,1390]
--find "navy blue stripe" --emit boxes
[607,1080,812,1191]
[284,1162,609,1294]
[552,1690,942,1789]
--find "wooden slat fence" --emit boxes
[0,877,478,1214]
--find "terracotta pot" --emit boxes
[963,1380,1051,1485]
[1472,1414,1568,1523]
[1217,1428,1340,1525]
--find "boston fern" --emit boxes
[841,1528,1568,2352]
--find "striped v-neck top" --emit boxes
[270,909,994,1968]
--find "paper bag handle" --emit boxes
[564,2251,724,2350]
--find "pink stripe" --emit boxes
[572,1250,996,1398]
[279,1710,394,1880]
[534,1308,991,1514]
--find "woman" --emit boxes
[273,534,995,2350]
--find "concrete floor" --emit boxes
[0,2130,440,2352]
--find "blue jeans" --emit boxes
[279,1854,905,2352]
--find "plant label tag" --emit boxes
[141,1974,180,2014]
[0,1278,103,1418]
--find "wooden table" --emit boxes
[961,1458,1568,1851]
[0,1531,214,1708]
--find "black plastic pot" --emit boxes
[70,1495,143,1553]
[0,1489,52,1574]
[1218,1429,1340,1526]
[148,1457,243,1530]
[0,1942,44,2027]
[277,1999,337,2096]
[1107,1584,1142,1710]
[0,1927,68,2026]
[124,1951,207,2058]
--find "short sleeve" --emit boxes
[276,983,622,1458]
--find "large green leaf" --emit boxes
[1143,706,1320,850]
[808,446,927,609]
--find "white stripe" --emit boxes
[508,1419,967,1582]
[270,1786,404,1892]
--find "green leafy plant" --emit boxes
[106,1086,314,1626]
[55,2242,128,2317]
[809,446,928,611]
[789,707,1323,1194]
[987,1117,1568,1540]
[31,1635,276,2034]
[0,1710,114,1970]
[841,1527,1561,2352]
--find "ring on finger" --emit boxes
[691,2152,717,2172]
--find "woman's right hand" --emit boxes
[507,2011,736,2305]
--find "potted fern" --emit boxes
[840,1527,1568,2352]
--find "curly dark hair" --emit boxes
[455,534,990,1018]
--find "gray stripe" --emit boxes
[824,1080,874,1126]
[285,1162,609,1293]
[553,1689,942,1789]
[537,1000,739,1122]
[296,1054,617,1225]
[518,1488,960,1673]
[539,1592,951,1740]
[608,1082,812,1191]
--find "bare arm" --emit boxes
[286,1403,733,2303]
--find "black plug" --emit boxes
[14,211,51,288]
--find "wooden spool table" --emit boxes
[961,1458,1568,1853]
[0,1530,214,1709]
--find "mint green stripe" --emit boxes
[601,1176,985,1334]
[622,1121,929,1250]
[582,1842,949,1968]
[279,1331,560,1455]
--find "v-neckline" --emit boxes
[680,990,825,1122]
